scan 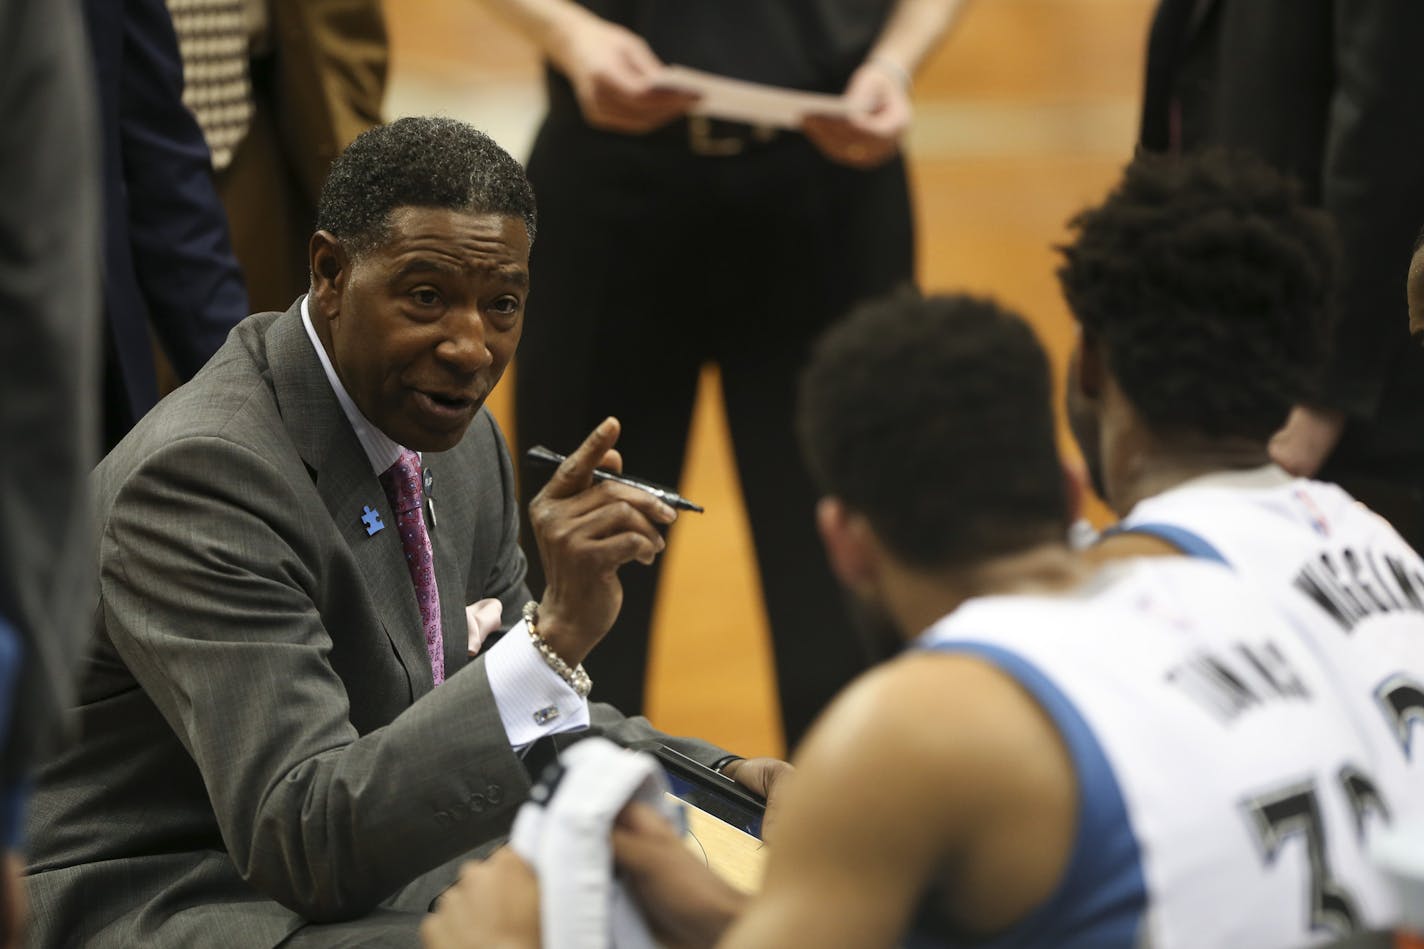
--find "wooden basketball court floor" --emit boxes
[385,0,1156,759]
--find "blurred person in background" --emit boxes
[166,0,388,314]
[0,0,103,942]
[476,0,970,749]
[81,0,249,451]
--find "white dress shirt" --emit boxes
[300,296,589,747]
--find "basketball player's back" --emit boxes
[1119,469,1424,827]
[793,556,1398,949]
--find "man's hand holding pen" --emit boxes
[527,416,679,667]
[526,444,704,512]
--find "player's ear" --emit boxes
[817,496,878,593]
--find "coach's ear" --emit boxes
[308,230,350,323]
[817,497,879,595]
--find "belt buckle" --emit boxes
[687,116,776,156]
[688,116,743,156]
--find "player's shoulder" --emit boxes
[1088,554,1286,634]
[797,636,1072,815]
[1128,472,1366,539]
[1094,552,1247,596]
[1298,478,1418,547]
[939,560,1258,650]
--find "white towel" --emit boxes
[510,738,682,949]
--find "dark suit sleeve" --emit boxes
[587,705,729,766]
[102,436,533,922]
[1315,1,1424,418]
[119,0,248,378]
[0,0,100,775]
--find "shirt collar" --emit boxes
[300,295,408,474]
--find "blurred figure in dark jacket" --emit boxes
[1139,0,1424,551]
[82,0,250,450]
[166,0,388,314]
[0,0,102,942]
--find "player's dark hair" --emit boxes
[797,292,1068,569]
[316,116,537,256]
[1057,149,1337,441]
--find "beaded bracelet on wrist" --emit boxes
[522,600,592,698]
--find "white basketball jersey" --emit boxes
[1122,470,1424,825]
[919,558,1397,948]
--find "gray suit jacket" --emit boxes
[25,302,719,947]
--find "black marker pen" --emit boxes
[524,445,705,513]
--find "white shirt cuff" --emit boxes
[484,619,591,749]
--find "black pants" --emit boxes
[516,111,915,748]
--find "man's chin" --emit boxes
[389,413,480,454]
[408,420,476,453]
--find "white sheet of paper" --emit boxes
[655,65,854,129]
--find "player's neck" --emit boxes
[1107,430,1270,516]
[888,542,1093,638]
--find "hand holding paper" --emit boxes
[550,11,697,133]
[652,61,909,168]
[802,59,912,169]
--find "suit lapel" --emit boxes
[266,301,434,697]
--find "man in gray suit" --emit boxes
[23,117,766,947]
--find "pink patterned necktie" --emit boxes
[379,450,445,685]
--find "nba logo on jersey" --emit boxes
[1293,486,1331,538]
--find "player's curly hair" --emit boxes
[316,116,536,256]
[797,291,1068,569]
[1057,149,1337,441]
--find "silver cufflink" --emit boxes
[533,706,560,726]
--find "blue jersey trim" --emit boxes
[1105,522,1230,566]
[904,641,1148,949]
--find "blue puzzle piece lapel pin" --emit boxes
[361,505,385,536]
